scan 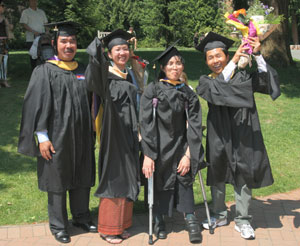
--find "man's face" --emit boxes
[56,36,77,62]
[206,48,229,75]
[29,0,37,9]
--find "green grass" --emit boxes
[0,49,299,226]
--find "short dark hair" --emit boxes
[204,48,228,61]
[158,55,185,79]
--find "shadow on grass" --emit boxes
[0,53,36,178]
[0,183,8,191]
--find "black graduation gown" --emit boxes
[139,82,205,191]
[18,62,95,192]
[85,37,140,201]
[196,64,280,189]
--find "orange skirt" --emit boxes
[98,198,133,235]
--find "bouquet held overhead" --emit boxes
[224,0,284,69]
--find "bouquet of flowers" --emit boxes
[224,0,283,68]
[224,8,260,68]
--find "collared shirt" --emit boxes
[19,7,48,42]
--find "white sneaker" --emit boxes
[235,224,255,239]
[202,217,227,230]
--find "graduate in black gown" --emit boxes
[195,32,280,240]
[18,21,97,244]
[85,30,140,244]
[140,42,205,243]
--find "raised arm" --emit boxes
[85,37,109,99]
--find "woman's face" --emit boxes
[108,44,130,70]
[162,56,184,81]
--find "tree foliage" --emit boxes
[5,0,299,64]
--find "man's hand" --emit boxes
[232,42,250,64]
[39,141,56,161]
[247,36,261,54]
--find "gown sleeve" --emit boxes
[251,63,281,100]
[185,88,205,177]
[139,83,158,161]
[18,66,52,157]
[196,72,254,108]
[85,37,109,99]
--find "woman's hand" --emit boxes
[142,155,155,178]
[177,155,190,176]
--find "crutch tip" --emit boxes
[209,227,214,234]
[148,235,154,245]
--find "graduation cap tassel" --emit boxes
[153,63,158,84]
[53,29,58,55]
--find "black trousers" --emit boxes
[47,187,91,234]
[154,180,195,217]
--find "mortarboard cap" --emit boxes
[196,32,234,53]
[152,40,181,65]
[102,29,133,50]
[44,21,78,37]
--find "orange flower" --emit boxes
[233,8,247,18]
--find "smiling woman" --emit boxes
[107,44,129,71]
[85,29,141,244]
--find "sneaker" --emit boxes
[202,217,227,230]
[234,224,255,239]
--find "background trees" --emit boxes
[5,0,300,66]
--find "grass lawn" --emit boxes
[0,48,299,226]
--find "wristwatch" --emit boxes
[252,51,261,56]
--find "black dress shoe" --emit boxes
[54,230,71,244]
[72,221,97,233]
[154,220,167,239]
[185,216,202,243]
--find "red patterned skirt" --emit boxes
[98,198,133,235]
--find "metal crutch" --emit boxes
[148,172,154,244]
[148,97,158,245]
[184,101,214,234]
[198,169,214,234]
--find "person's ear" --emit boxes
[108,51,112,59]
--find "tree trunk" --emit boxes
[261,0,294,67]
[291,10,299,45]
